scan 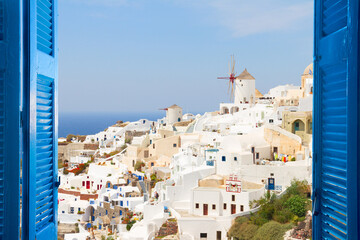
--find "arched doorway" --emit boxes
[221,107,229,114]
[292,119,305,133]
[84,205,96,222]
[230,106,239,114]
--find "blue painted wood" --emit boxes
[0,0,21,239]
[22,0,58,239]
[313,0,360,239]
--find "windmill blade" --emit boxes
[231,55,235,74]
[228,59,231,75]
[230,82,234,101]
[227,81,231,95]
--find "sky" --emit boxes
[59,0,314,114]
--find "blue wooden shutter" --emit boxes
[23,0,58,239]
[313,0,360,239]
[0,0,21,239]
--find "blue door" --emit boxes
[22,0,59,239]
[0,0,21,238]
[313,0,359,239]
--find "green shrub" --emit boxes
[126,220,136,231]
[285,195,307,217]
[228,179,311,239]
[252,221,292,240]
[273,208,293,224]
[235,216,249,224]
[250,213,269,226]
[285,180,309,199]
[228,221,258,240]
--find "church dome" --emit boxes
[303,63,313,75]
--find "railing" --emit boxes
[265,184,283,191]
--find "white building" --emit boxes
[175,174,264,240]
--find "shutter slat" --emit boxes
[36,0,53,55]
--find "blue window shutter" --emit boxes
[314,0,360,239]
[23,0,58,239]
[0,0,21,239]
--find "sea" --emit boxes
[59,112,165,138]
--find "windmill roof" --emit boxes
[237,68,255,80]
[255,89,263,98]
[168,104,182,109]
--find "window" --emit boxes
[178,118,181,122]
[173,143,177,147]
[223,203,227,210]
[78,208,81,212]
[153,144,155,149]
[120,210,122,215]
[195,203,199,208]
[151,162,154,167]
[234,157,237,161]
[240,205,244,212]
[232,195,235,201]
[212,204,216,210]
[200,233,207,238]
[256,153,259,159]
[269,119,274,123]
[222,156,226,162]
[70,207,74,214]
[108,183,110,188]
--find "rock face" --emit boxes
[285,210,312,240]
[155,219,179,239]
